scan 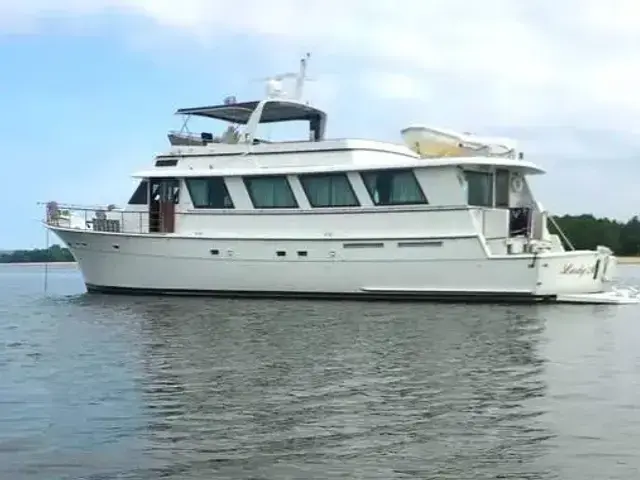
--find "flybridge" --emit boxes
[168,53,326,146]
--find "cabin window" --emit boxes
[361,169,427,205]
[128,180,148,205]
[244,175,298,208]
[185,177,234,209]
[155,158,178,167]
[466,171,493,207]
[299,173,359,207]
[495,169,510,208]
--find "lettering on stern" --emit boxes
[560,262,595,276]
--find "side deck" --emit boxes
[44,200,560,259]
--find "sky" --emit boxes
[1,0,640,249]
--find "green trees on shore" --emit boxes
[0,244,74,263]
[1,214,640,263]
[550,215,640,256]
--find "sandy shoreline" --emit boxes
[616,257,640,264]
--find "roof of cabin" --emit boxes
[175,99,326,125]
[132,138,547,178]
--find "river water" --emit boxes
[1,264,640,479]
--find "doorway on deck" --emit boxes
[149,178,179,233]
[466,167,531,237]
[497,168,528,236]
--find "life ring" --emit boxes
[511,175,524,193]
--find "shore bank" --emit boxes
[616,257,640,264]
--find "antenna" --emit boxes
[294,52,311,100]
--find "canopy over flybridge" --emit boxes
[175,99,326,126]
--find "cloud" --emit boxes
[3,1,639,130]
[361,72,431,101]
[3,0,640,218]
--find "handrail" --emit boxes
[42,202,485,215]
[38,201,120,211]
[548,213,575,251]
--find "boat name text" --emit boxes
[560,263,595,276]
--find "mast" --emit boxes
[294,52,311,101]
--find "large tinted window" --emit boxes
[244,175,298,208]
[128,180,148,205]
[361,169,427,205]
[299,173,359,207]
[466,171,493,207]
[185,177,234,209]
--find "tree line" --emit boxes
[0,244,75,263]
[1,214,640,263]
[549,215,640,256]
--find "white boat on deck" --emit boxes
[43,54,639,304]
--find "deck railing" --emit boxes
[44,202,162,235]
[43,201,549,241]
[48,202,476,236]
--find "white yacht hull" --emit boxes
[49,226,618,303]
[41,55,637,305]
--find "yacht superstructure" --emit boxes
[44,54,638,304]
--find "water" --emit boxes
[2,264,640,479]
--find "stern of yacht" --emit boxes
[534,247,639,304]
